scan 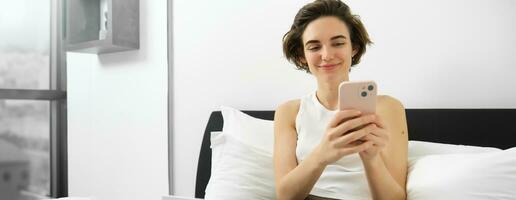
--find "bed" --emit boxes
[195,109,516,199]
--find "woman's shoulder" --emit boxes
[274,99,301,122]
[377,95,406,119]
[377,95,405,110]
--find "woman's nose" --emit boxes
[321,46,334,61]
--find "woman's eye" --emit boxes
[333,43,345,46]
[308,46,321,51]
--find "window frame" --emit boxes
[167,0,174,195]
[0,0,67,198]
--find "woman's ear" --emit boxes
[300,57,307,64]
[352,48,358,58]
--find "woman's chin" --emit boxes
[318,74,347,84]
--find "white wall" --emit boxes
[67,1,168,200]
[173,0,516,197]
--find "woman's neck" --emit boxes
[316,78,348,111]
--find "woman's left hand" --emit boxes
[358,114,390,162]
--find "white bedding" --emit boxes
[203,106,516,200]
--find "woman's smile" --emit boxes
[319,63,341,71]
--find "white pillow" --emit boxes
[408,140,501,159]
[204,106,275,200]
[408,141,502,171]
[407,147,516,200]
[209,131,224,174]
[220,106,274,154]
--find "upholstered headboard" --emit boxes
[195,109,516,198]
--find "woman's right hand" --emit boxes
[314,109,378,166]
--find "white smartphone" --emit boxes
[338,80,377,114]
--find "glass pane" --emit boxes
[0,100,50,200]
[0,0,51,90]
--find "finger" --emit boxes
[333,123,376,147]
[327,109,361,128]
[367,124,389,139]
[349,140,364,146]
[333,114,377,137]
[366,134,387,148]
[339,140,374,155]
[341,138,365,149]
[370,128,390,145]
[372,114,387,129]
[363,129,388,148]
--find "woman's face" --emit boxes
[301,16,357,83]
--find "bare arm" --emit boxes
[273,100,325,200]
[360,96,409,200]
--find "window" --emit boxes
[0,0,67,199]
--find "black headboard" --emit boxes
[195,109,516,198]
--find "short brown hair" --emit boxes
[282,0,372,73]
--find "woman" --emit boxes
[273,0,408,200]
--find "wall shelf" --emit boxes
[66,0,139,54]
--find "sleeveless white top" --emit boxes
[296,92,372,200]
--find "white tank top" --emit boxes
[296,91,372,200]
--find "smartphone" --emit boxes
[338,80,377,114]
